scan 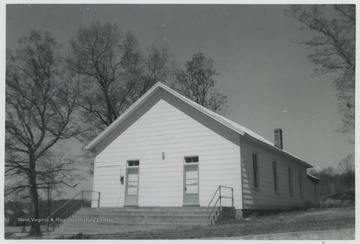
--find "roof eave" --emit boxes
[243,133,313,168]
[307,173,321,181]
[85,82,314,170]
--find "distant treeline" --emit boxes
[309,153,355,200]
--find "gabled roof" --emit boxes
[85,82,312,168]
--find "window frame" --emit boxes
[252,154,259,189]
[299,171,303,199]
[288,167,293,197]
[127,160,140,167]
[272,161,278,193]
[184,156,199,164]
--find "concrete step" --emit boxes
[78,207,211,214]
[54,216,210,224]
[54,218,207,231]
[75,211,211,217]
[81,207,210,211]
[78,209,211,214]
[54,222,204,233]
[48,206,231,237]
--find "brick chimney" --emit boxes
[274,129,283,149]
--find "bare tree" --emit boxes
[173,52,229,115]
[5,30,81,236]
[37,151,83,217]
[309,154,355,198]
[285,5,355,135]
[337,153,355,190]
[67,22,174,143]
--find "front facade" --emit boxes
[86,83,319,211]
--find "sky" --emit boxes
[3,2,355,194]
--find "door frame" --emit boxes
[183,156,200,206]
[124,160,140,206]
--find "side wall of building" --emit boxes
[240,136,318,210]
[303,176,319,206]
[92,91,242,208]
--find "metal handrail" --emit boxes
[207,185,233,225]
[46,190,101,232]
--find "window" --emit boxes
[185,156,199,163]
[288,167,292,197]
[272,161,278,192]
[127,160,139,167]
[253,154,259,189]
[299,171,303,198]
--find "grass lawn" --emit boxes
[84,205,355,239]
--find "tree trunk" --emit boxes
[47,186,52,217]
[28,159,42,237]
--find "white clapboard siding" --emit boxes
[91,165,122,207]
[303,177,318,204]
[240,136,311,209]
[93,98,242,208]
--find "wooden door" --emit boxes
[183,164,199,205]
[125,166,139,206]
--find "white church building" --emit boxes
[85,82,319,213]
